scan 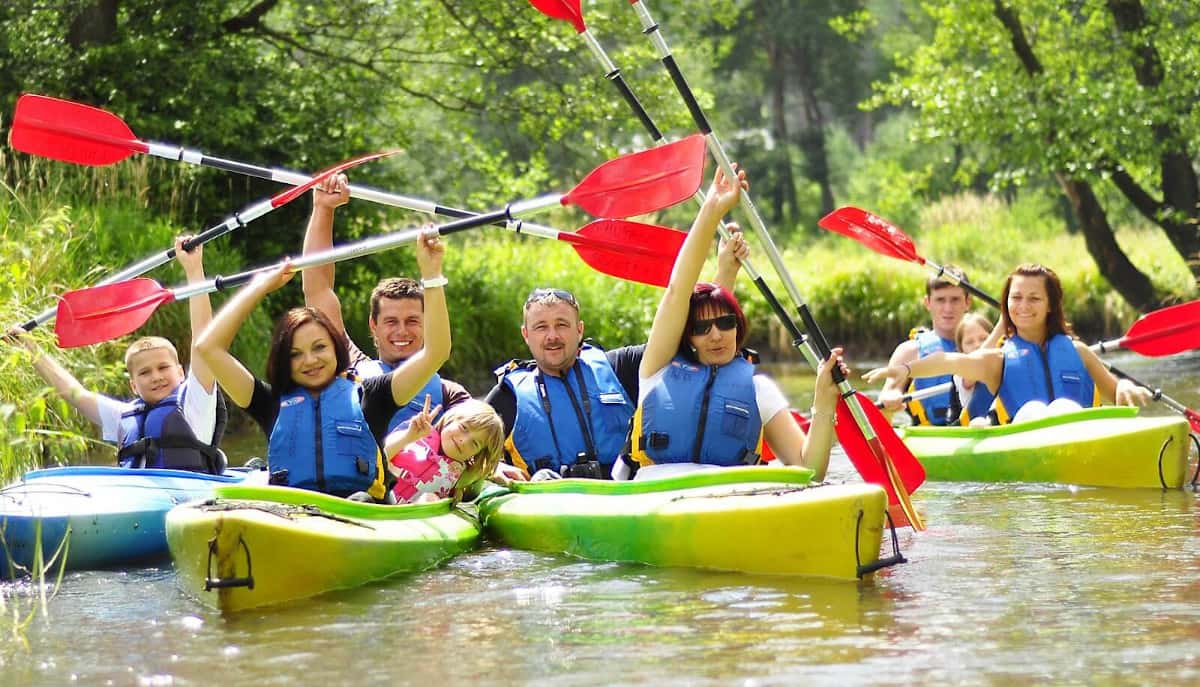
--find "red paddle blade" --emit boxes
[55,278,175,348]
[528,0,586,33]
[564,134,706,218]
[835,392,926,527]
[818,207,923,264]
[1117,299,1200,356]
[1185,408,1200,435]
[269,149,400,208]
[11,94,147,166]
[565,219,685,287]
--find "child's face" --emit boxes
[441,420,487,465]
[127,348,185,405]
[960,322,990,354]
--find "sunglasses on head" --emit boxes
[691,314,738,337]
[525,288,578,308]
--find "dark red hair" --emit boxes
[680,282,749,360]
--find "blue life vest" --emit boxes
[961,379,997,424]
[907,329,956,426]
[354,358,444,434]
[498,345,633,474]
[630,354,762,467]
[997,334,1095,417]
[267,376,386,499]
[117,385,224,473]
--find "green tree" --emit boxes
[873,0,1200,309]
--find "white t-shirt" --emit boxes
[96,372,217,446]
[612,366,790,480]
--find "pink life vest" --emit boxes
[388,432,462,503]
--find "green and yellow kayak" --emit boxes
[166,485,480,613]
[901,407,1194,488]
[478,466,894,580]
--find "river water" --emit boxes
[2,352,1199,686]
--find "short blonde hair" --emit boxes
[124,336,180,370]
[436,399,505,502]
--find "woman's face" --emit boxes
[688,303,738,367]
[959,321,990,353]
[1006,274,1050,336]
[289,321,338,390]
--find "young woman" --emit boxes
[195,231,451,499]
[864,263,1151,423]
[614,165,843,481]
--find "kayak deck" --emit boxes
[167,484,480,613]
[901,407,1194,488]
[0,466,246,578]
[479,466,892,580]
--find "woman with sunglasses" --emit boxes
[613,166,842,481]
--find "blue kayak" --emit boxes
[0,466,251,578]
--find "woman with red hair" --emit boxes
[614,166,842,481]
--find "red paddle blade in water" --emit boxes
[1116,299,1200,356]
[835,392,926,529]
[528,0,586,33]
[11,94,148,166]
[564,134,706,218]
[56,278,176,348]
[564,219,684,287]
[818,207,923,264]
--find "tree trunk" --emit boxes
[765,44,798,225]
[1056,173,1170,310]
[67,0,119,49]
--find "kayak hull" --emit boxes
[901,407,1193,488]
[479,467,890,581]
[0,466,246,578]
[166,485,480,613]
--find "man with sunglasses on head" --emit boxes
[301,174,471,432]
[485,230,750,480]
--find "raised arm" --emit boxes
[387,231,450,406]
[639,166,748,379]
[6,327,101,425]
[764,347,845,481]
[301,173,351,335]
[712,222,747,292]
[195,262,294,407]
[175,235,215,393]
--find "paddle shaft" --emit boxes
[877,381,954,409]
[112,139,616,255]
[171,201,561,302]
[19,196,282,331]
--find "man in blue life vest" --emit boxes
[485,229,751,480]
[300,174,470,432]
[876,266,972,426]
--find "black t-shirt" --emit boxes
[483,344,645,437]
[245,373,402,447]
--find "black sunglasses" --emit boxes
[691,314,738,337]
[525,288,579,308]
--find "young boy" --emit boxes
[8,236,225,472]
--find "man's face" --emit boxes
[370,297,424,364]
[521,301,584,376]
[127,348,185,405]
[924,286,970,340]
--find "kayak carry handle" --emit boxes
[204,534,255,591]
[855,508,907,579]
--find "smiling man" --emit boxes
[875,266,973,425]
[301,174,469,433]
